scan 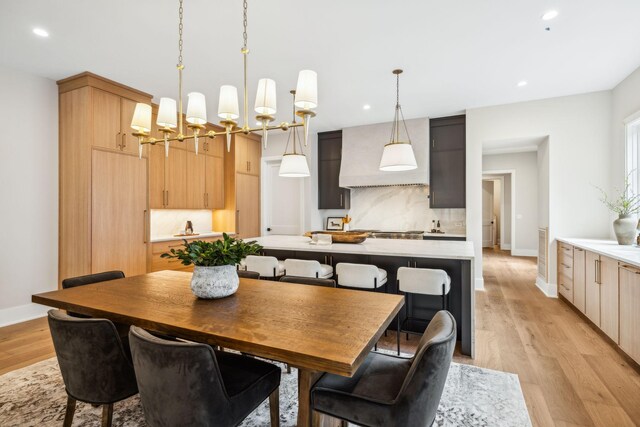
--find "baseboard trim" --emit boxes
[475,278,485,291]
[535,276,557,298]
[0,303,49,328]
[512,249,538,257]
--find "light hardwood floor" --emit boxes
[2,249,640,426]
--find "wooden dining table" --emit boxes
[32,270,404,426]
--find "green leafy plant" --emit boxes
[596,173,640,216]
[160,233,263,267]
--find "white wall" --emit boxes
[0,66,58,326]
[537,138,550,229]
[483,151,539,256]
[468,91,612,292]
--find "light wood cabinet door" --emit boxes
[236,173,260,238]
[165,148,187,208]
[573,247,586,313]
[619,265,640,363]
[247,137,261,176]
[206,155,224,209]
[186,151,206,209]
[585,251,601,326]
[149,143,166,208]
[235,135,249,173]
[120,98,146,156]
[92,89,121,151]
[91,150,148,276]
[600,255,619,342]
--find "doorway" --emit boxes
[262,157,305,235]
[481,180,496,248]
[482,171,515,253]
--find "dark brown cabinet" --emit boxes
[318,130,350,209]
[429,115,466,208]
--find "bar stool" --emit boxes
[335,263,387,291]
[243,255,285,279]
[283,259,333,279]
[396,266,451,355]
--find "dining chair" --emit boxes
[279,276,336,287]
[237,269,261,279]
[283,258,334,279]
[129,326,281,427]
[61,270,125,289]
[311,310,456,427]
[47,310,138,427]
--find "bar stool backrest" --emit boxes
[244,255,280,278]
[335,263,379,289]
[284,259,322,278]
[397,267,451,295]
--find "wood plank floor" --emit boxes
[2,249,640,426]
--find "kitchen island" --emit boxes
[248,235,475,357]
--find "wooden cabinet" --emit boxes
[205,154,224,209]
[57,72,152,284]
[213,133,262,238]
[600,256,619,342]
[619,264,640,364]
[585,250,601,326]
[91,88,146,156]
[186,151,206,208]
[318,130,350,209]
[557,243,573,302]
[429,115,465,208]
[573,247,586,313]
[91,150,148,276]
[150,236,223,272]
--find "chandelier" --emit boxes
[379,69,417,171]
[279,90,310,177]
[129,0,318,160]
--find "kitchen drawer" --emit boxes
[150,253,185,272]
[152,236,222,255]
[558,272,573,302]
[559,243,574,259]
[558,256,573,278]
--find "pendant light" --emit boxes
[379,69,417,172]
[279,90,310,178]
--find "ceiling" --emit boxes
[2,0,640,132]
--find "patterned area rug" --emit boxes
[0,352,531,426]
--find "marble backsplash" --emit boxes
[150,209,213,239]
[348,186,466,234]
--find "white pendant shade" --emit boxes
[279,153,310,177]
[379,143,417,171]
[131,103,152,133]
[218,85,240,120]
[157,97,177,128]
[254,78,277,115]
[294,70,318,109]
[186,92,207,125]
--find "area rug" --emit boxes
[0,352,531,427]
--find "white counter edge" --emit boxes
[556,237,640,269]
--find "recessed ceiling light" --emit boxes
[33,28,49,37]
[363,104,371,110]
[541,10,558,21]
[517,81,528,87]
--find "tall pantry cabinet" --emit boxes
[58,72,151,284]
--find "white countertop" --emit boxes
[557,237,640,268]
[248,235,475,260]
[150,232,234,243]
[423,232,466,238]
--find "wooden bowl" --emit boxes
[304,231,369,244]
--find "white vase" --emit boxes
[613,214,637,245]
[190,265,239,299]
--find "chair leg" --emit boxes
[63,396,76,427]
[269,388,280,427]
[287,364,292,374]
[102,403,113,427]
[397,315,401,356]
[341,420,349,427]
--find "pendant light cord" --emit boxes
[241,0,249,129]
[177,0,185,135]
[389,69,412,145]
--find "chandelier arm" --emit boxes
[138,123,305,145]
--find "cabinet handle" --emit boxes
[143,210,148,243]
[166,190,169,207]
[340,193,343,207]
[116,131,122,149]
[408,260,411,267]
[121,133,127,149]
[414,261,417,268]
[432,138,435,148]
[562,263,570,268]
[236,210,240,234]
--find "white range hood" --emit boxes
[339,118,429,188]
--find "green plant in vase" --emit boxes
[161,233,263,298]
[596,174,640,245]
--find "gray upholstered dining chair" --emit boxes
[311,310,456,427]
[279,276,336,287]
[47,309,138,427]
[129,326,282,427]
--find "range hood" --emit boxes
[339,118,429,188]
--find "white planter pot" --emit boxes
[613,214,637,246]
[190,265,239,299]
